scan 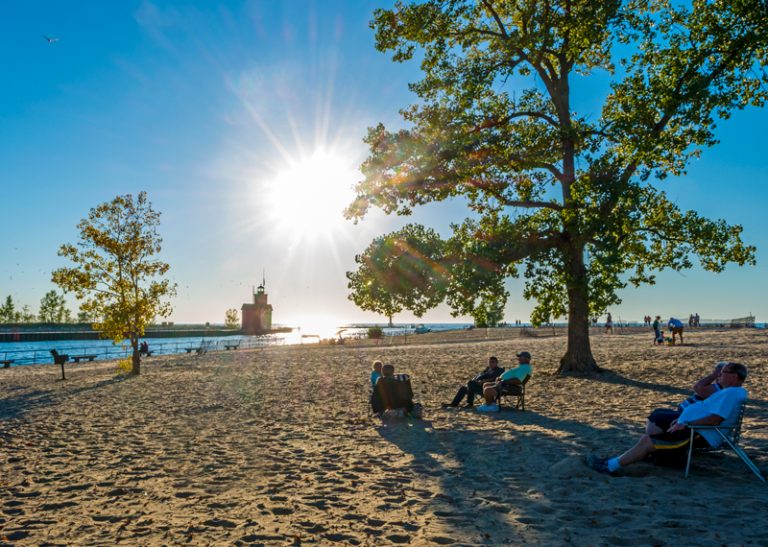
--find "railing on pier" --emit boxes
[0,335,285,368]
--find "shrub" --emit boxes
[368,327,383,339]
[116,358,133,375]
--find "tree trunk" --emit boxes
[557,246,601,375]
[131,338,141,376]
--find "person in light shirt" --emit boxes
[668,316,685,344]
[587,362,748,475]
[477,351,532,412]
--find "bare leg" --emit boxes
[645,420,664,436]
[483,385,498,404]
[618,434,655,467]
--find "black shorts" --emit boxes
[649,429,708,467]
[648,408,681,431]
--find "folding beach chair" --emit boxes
[684,402,765,481]
[371,374,415,416]
[497,375,531,410]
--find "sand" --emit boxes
[1,328,767,545]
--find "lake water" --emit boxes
[0,323,476,366]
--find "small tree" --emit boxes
[20,305,35,323]
[224,308,239,328]
[38,290,70,323]
[347,224,447,324]
[77,308,93,323]
[52,192,176,375]
[0,295,18,323]
[473,298,505,329]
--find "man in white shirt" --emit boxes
[587,362,748,474]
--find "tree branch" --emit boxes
[481,0,509,39]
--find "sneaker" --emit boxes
[585,455,613,474]
[477,403,500,413]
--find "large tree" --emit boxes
[52,192,176,375]
[346,0,762,373]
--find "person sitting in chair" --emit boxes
[477,351,533,412]
[587,363,748,474]
[371,364,416,417]
[370,360,383,388]
[442,356,504,408]
[646,361,726,435]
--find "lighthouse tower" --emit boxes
[241,277,273,334]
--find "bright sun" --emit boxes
[262,150,357,240]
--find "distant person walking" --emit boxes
[668,317,685,344]
[605,313,613,334]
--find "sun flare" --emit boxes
[261,150,357,240]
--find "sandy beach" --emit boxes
[1,328,767,545]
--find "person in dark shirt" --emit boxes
[442,356,504,408]
[371,363,416,415]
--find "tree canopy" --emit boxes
[346,0,763,373]
[52,192,176,375]
[225,308,240,328]
[347,224,447,324]
[38,291,71,323]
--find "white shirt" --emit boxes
[679,386,747,447]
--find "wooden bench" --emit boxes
[186,341,213,355]
[1,359,13,368]
[71,355,97,363]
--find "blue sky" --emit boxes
[1,1,766,332]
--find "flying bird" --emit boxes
[43,35,59,44]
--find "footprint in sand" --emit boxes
[296,521,327,534]
[427,536,456,545]
[203,518,237,528]
[323,532,361,544]
[57,483,93,493]
[40,501,78,511]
